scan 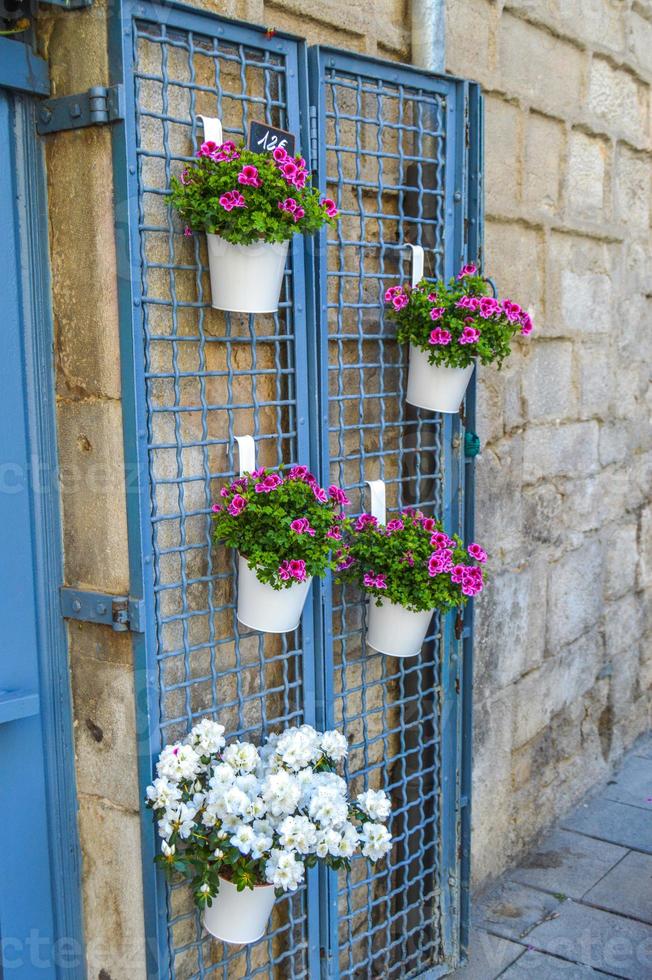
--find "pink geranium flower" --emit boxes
[429,327,452,345]
[459,325,481,345]
[328,485,350,506]
[386,519,404,533]
[254,473,283,494]
[355,513,378,531]
[227,494,247,516]
[312,485,328,503]
[321,198,338,217]
[273,146,288,163]
[467,542,487,563]
[290,517,315,536]
[392,293,408,311]
[237,165,262,187]
[429,307,446,321]
[457,263,477,279]
[384,286,402,302]
[219,190,246,212]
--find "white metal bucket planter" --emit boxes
[406,345,475,414]
[366,597,433,658]
[206,234,289,313]
[237,554,312,633]
[203,876,276,945]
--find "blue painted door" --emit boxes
[0,86,57,978]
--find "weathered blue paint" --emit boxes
[108,4,481,976]
[0,82,84,978]
[0,37,50,96]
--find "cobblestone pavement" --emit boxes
[451,734,652,978]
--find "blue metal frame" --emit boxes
[108,4,481,976]
[0,37,50,96]
[0,83,84,977]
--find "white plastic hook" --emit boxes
[365,479,387,525]
[234,435,256,477]
[405,243,424,288]
[197,115,223,145]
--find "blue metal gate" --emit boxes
[109,4,481,978]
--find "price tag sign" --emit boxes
[248,120,296,157]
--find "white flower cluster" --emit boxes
[146,720,392,897]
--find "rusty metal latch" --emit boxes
[60,587,145,633]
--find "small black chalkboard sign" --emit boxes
[248,120,296,157]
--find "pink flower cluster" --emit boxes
[386,519,405,533]
[278,558,308,582]
[255,472,283,494]
[278,197,305,223]
[219,190,246,212]
[290,517,315,536]
[197,140,241,162]
[456,294,533,336]
[467,542,487,563]
[272,145,309,190]
[459,325,481,345]
[321,198,338,218]
[228,494,247,516]
[363,571,387,589]
[385,285,408,311]
[355,513,379,531]
[429,327,452,346]
[429,307,445,322]
[328,485,350,506]
[451,564,483,596]
[237,164,261,187]
[457,263,477,279]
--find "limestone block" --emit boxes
[470,689,515,881]
[614,145,651,230]
[588,57,649,147]
[70,624,141,812]
[499,13,587,117]
[566,130,608,219]
[547,232,614,338]
[603,522,638,600]
[521,340,575,422]
[79,796,147,980]
[577,343,612,419]
[485,95,523,215]
[485,220,545,320]
[513,628,604,746]
[598,421,635,467]
[504,0,626,53]
[446,0,497,89]
[57,400,129,594]
[523,420,599,483]
[523,112,564,215]
[474,558,547,688]
[476,435,524,558]
[629,10,652,78]
[523,483,564,545]
[640,504,652,589]
[603,592,644,657]
[546,538,603,650]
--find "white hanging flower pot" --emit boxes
[206,234,290,313]
[203,876,276,945]
[237,554,312,633]
[366,597,433,658]
[406,345,475,414]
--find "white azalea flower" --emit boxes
[209,763,237,788]
[278,815,318,854]
[146,777,181,811]
[308,787,348,829]
[156,743,201,782]
[357,789,391,822]
[223,741,260,774]
[315,828,342,858]
[187,718,226,755]
[262,770,301,817]
[359,822,392,861]
[265,848,305,891]
[161,840,175,858]
[320,729,348,762]
[231,825,256,855]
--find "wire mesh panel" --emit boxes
[117,5,318,978]
[309,49,477,979]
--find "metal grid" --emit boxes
[115,4,479,977]
[129,13,313,979]
[310,50,466,979]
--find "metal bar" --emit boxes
[0,689,40,725]
[0,37,49,96]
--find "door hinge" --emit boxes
[60,587,145,633]
[37,84,124,135]
[309,104,318,172]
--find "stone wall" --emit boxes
[446,0,652,883]
[35,0,651,976]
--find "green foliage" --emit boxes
[212,466,346,588]
[338,511,484,613]
[386,267,533,369]
[169,143,337,245]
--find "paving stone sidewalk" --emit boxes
[451,733,652,979]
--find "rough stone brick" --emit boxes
[523,483,564,545]
[70,626,141,811]
[485,220,545,320]
[603,522,638,600]
[475,435,524,556]
[79,796,147,980]
[523,112,564,215]
[566,130,608,218]
[629,10,652,78]
[599,420,635,466]
[523,420,599,483]
[485,95,523,214]
[547,233,614,337]
[475,559,547,687]
[577,343,612,419]
[445,0,497,88]
[513,629,604,746]
[471,688,515,881]
[640,504,652,589]
[521,340,575,422]
[588,57,649,146]
[604,592,644,656]
[477,369,505,447]
[504,0,626,52]
[614,145,651,231]
[57,400,130,593]
[546,539,604,649]
[499,13,587,117]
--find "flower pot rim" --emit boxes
[218,873,274,892]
